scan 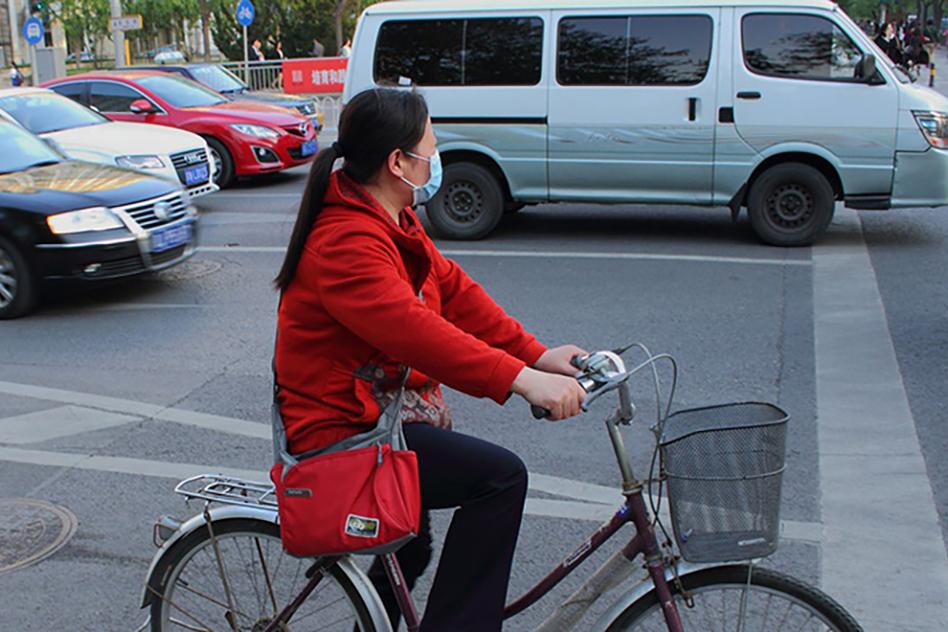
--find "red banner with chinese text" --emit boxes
[283,57,348,94]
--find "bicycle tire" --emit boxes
[149,517,378,632]
[606,564,863,632]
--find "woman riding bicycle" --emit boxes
[273,88,587,631]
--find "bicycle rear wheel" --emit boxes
[606,564,862,632]
[149,518,379,631]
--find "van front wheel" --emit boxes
[426,162,504,240]
[747,163,835,247]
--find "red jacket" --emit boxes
[275,171,546,454]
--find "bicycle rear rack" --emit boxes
[174,473,278,510]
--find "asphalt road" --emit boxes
[2,122,948,630]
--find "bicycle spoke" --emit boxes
[254,536,279,613]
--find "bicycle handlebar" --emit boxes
[529,352,629,420]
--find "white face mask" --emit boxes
[400,150,443,207]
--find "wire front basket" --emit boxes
[659,402,788,563]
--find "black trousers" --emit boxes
[366,423,528,631]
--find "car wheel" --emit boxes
[205,137,234,189]
[426,162,504,240]
[0,235,38,319]
[746,163,835,247]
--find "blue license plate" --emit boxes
[151,222,193,253]
[300,139,317,157]
[183,164,209,186]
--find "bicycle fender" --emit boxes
[589,560,721,631]
[139,505,278,608]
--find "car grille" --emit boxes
[89,246,187,279]
[117,192,189,230]
[295,102,316,116]
[169,148,210,186]
[283,121,312,137]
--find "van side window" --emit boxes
[374,18,543,86]
[743,14,864,81]
[557,15,712,86]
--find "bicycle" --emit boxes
[140,345,863,631]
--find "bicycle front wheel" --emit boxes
[149,518,379,631]
[606,564,862,632]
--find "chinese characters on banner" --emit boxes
[283,57,348,94]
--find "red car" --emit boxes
[42,71,318,188]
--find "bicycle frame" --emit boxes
[260,350,687,632]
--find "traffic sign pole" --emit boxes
[236,0,255,85]
[110,0,125,68]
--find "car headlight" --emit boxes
[116,155,165,169]
[230,123,281,139]
[47,206,124,235]
[913,111,948,148]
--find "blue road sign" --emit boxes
[23,16,44,46]
[236,0,254,27]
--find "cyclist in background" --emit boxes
[273,88,587,631]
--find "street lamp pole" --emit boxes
[110,0,125,67]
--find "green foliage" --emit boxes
[124,0,199,44]
[210,0,384,61]
[838,0,884,20]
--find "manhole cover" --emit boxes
[0,499,77,574]
[156,258,222,281]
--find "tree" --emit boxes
[54,0,111,65]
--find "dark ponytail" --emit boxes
[274,88,429,290]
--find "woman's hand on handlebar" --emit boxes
[533,344,588,376]
[511,366,586,421]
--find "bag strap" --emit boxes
[271,297,415,469]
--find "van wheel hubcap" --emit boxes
[445,181,483,224]
[767,184,813,229]
[0,247,18,309]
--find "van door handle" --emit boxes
[688,97,698,121]
[737,91,761,100]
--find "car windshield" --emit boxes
[136,74,227,107]
[0,121,62,174]
[190,65,247,94]
[0,92,108,135]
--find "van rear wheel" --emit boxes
[747,163,835,247]
[426,162,504,240]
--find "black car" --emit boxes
[134,63,324,129]
[0,120,198,318]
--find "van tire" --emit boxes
[747,163,835,247]
[426,162,504,239]
[0,234,38,320]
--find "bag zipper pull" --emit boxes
[377,443,383,466]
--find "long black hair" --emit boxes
[274,88,429,290]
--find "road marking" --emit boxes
[0,406,139,444]
[0,380,821,539]
[815,209,948,631]
[199,245,811,267]
[0,381,269,440]
[0,445,819,539]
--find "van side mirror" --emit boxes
[129,98,157,114]
[856,54,878,83]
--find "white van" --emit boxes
[345,0,948,246]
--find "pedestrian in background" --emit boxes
[875,22,904,65]
[311,38,325,57]
[9,63,24,87]
[250,38,265,62]
[339,37,352,58]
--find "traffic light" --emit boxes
[30,1,46,15]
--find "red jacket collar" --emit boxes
[320,170,431,288]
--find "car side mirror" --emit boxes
[129,98,157,114]
[856,54,878,83]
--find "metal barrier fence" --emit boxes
[220,60,344,132]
